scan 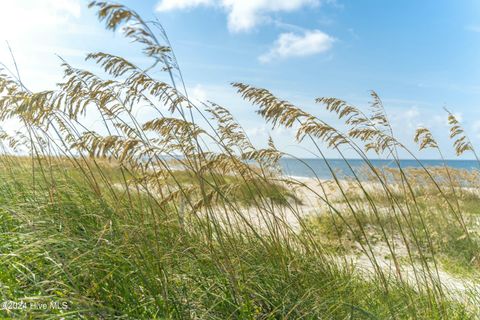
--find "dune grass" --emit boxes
[0,159,475,319]
[304,167,480,278]
[0,1,479,318]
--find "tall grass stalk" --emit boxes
[0,1,478,318]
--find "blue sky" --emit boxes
[1,0,480,158]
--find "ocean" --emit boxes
[278,158,479,179]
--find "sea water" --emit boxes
[279,158,479,179]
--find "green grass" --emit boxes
[0,162,475,319]
[0,1,478,318]
[304,172,480,280]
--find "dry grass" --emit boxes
[0,1,478,318]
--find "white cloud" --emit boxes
[435,112,463,126]
[0,0,96,94]
[389,106,422,132]
[466,25,480,33]
[405,106,419,119]
[156,0,213,12]
[259,30,334,63]
[156,0,319,32]
[52,0,81,18]
[452,112,463,123]
[473,120,480,137]
[222,0,318,32]
[191,84,208,103]
[403,106,421,129]
[0,0,81,41]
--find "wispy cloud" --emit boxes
[156,0,213,12]
[156,0,319,32]
[0,0,81,40]
[259,30,334,63]
[472,120,480,138]
[0,0,101,93]
[466,25,480,33]
[191,84,208,103]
